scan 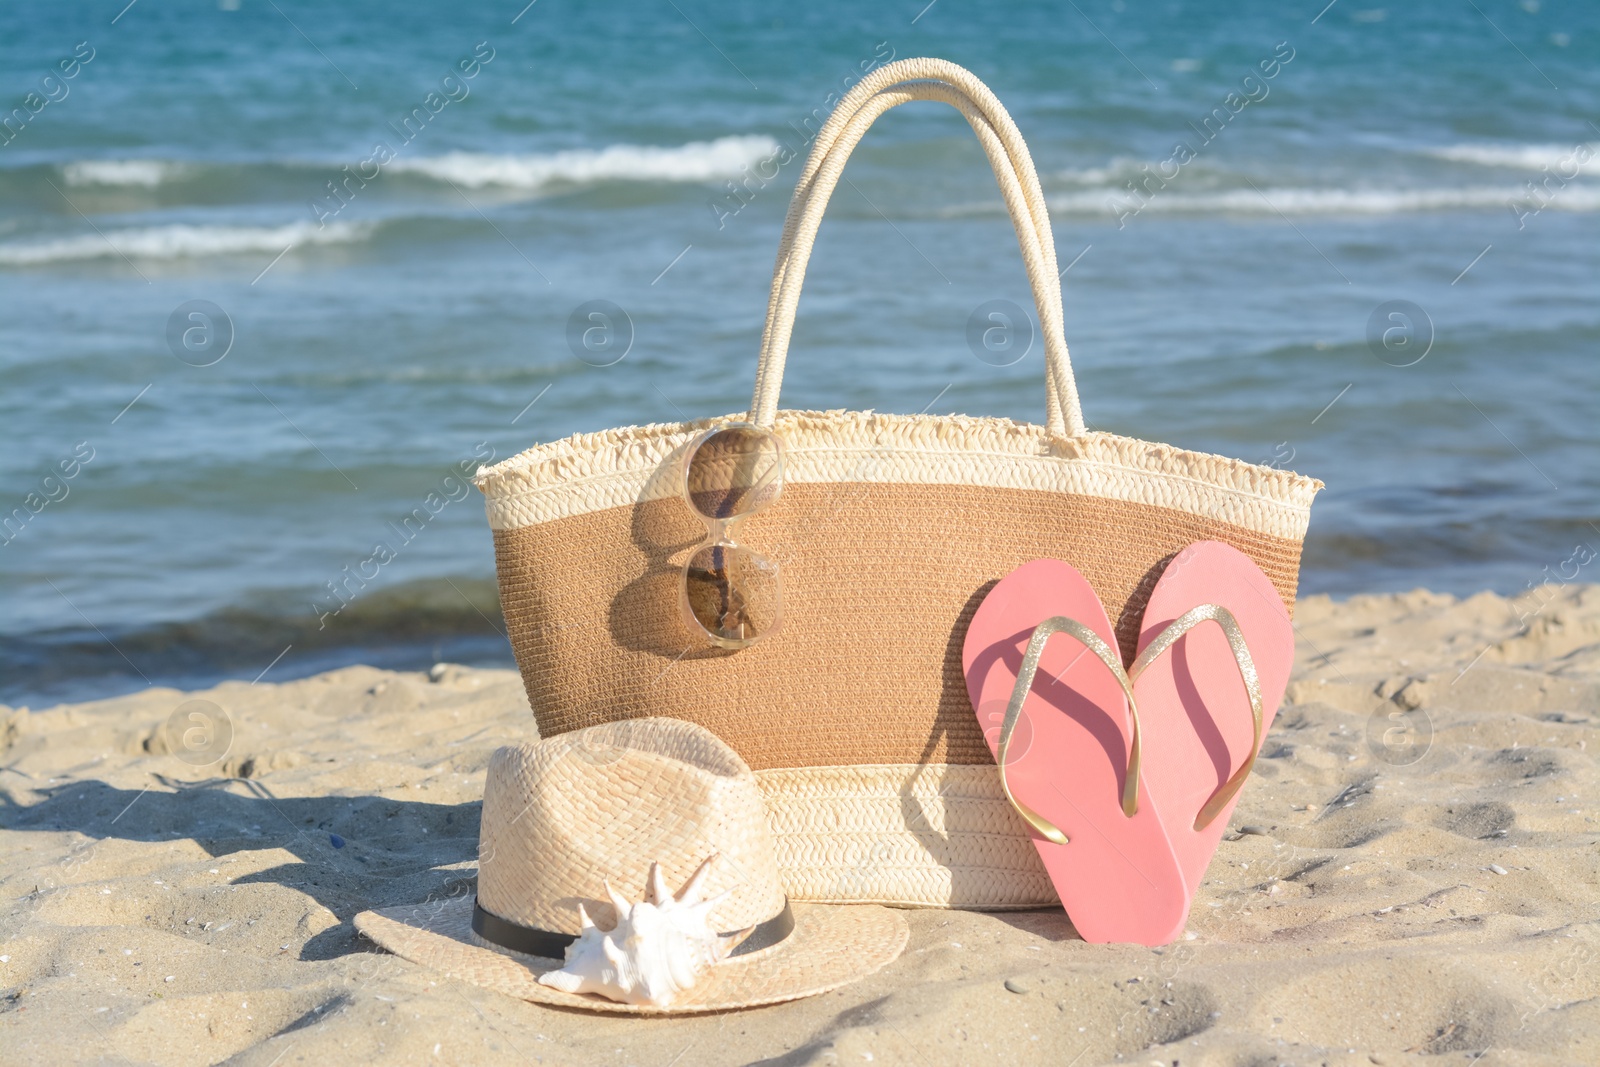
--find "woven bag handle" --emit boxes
[763,81,1069,421]
[749,58,1085,437]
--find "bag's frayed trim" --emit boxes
[473,410,1323,539]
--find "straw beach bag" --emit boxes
[475,59,1321,909]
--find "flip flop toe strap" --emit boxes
[1129,604,1265,832]
[998,616,1144,845]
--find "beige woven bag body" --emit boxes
[475,58,1321,910]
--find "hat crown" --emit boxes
[477,718,787,935]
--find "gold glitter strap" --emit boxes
[1129,604,1264,832]
[998,617,1144,845]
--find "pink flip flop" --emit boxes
[1130,541,1295,895]
[962,559,1190,946]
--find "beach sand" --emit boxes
[3,585,1597,1066]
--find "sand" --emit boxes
[3,584,1598,1066]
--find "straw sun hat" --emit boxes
[355,718,909,1013]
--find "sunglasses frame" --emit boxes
[678,422,786,649]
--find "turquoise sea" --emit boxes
[2,0,1597,706]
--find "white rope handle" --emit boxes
[762,82,1070,430]
[762,63,1062,371]
[749,58,1085,437]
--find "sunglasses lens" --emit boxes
[685,426,783,521]
[683,543,781,646]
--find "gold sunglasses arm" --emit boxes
[998,617,1144,846]
[1128,604,1264,832]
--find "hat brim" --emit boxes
[354,896,908,1014]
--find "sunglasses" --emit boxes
[679,423,785,648]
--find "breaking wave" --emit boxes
[0,220,370,265]
[1422,142,1598,171]
[385,134,782,189]
[60,159,192,187]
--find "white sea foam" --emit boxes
[1015,184,1600,218]
[1423,142,1599,171]
[387,135,782,189]
[1055,158,1259,189]
[1055,158,1150,185]
[61,160,190,187]
[0,220,369,265]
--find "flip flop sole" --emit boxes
[963,559,1190,946]
[1133,541,1296,892]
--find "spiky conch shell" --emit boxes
[536,855,738,1007]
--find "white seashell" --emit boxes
[537,855,735,1007]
